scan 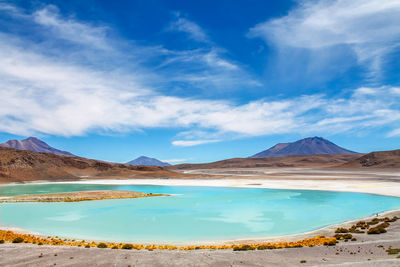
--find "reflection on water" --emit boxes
[1,183,400,242]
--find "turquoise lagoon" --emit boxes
[1,183,400,242]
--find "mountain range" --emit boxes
[0,135,398,183]
[127,156,171,167]
[250,137,356,158]
[0,137,75,157]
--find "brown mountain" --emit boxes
[0,147,183,184]
[0,137,75,157]
[169,153,363,170]
[250,137,356,158]
[340,149,400,169]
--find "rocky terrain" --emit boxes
[341,149,400,169]
[0,147,183,183]
[170,153,363,170]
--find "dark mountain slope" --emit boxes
[0,137,75,157]
[250,137,356,158]
[127,156,170,167]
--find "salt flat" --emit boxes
[59,167,400,197]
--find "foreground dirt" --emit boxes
[1,211,400,266]
[0,232,398,266]
[0,190,166,202]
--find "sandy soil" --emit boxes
[0,190,165,202]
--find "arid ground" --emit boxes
[1,148,400,266]
[1,210,400,267]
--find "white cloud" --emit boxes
[354,87,378,96]
[165,15,254,90]
[390,87,400,95]
[249,0,400,78]
[0,2,19,12]
[161,158,191,163]
[33,5,110,50]
[169,13,209,43]
[0,3,399,146]
[172,140,220,147]
[388,129,400,137]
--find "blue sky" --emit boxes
[0,0,399,163]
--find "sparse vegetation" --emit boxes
[122,244,134,250]
[324,240,337,246]
[0,229,336,250]
[335,228,349,233]
[367,222,390,234]
[97,242,107,248]
[233,245,256,251]
[386,248,400,255]
[12,237,24,243]
[333,216,398,239]
[334,233,352,240]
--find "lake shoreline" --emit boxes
[1,210,399,266]
[1,175,400,266]
[1,209,399,246]
[2,175,399,197]
[0,190,166,203]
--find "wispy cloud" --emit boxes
[388,129,400,137]
[33,5,110,50]
[161,158,191,163]
[249,0,400,79]
[169,13,209,43]
[172,140,220,147]
[0,3,399,146]
[165,14,256,92]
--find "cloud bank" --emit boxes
[0,2,399,146]
[249,0,400,79]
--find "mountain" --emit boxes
[127,156,171,167]
[0,147,182,183]
[250,137,357,158]
[169,154,362,170]
[0,137,75,157]
[340,149,400,168]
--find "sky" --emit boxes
[0,0,399,163]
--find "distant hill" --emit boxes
[127,156,171,167]
[0,137,75,157]
[169,154,362,170]
[250,137,356,158]
[0,147,182,183]
[340,149,400,169]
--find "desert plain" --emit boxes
[1,164,400,266]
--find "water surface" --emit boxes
[1,183,400,242]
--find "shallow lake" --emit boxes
[1,183,400,242]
